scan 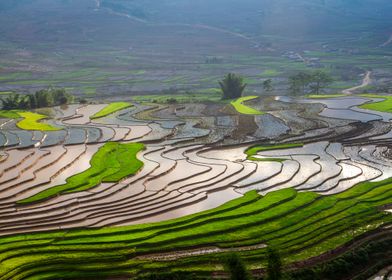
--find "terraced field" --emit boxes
[0,94,391,279]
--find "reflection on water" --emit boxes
[124,187,241,226]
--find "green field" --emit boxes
[231,96,264,115]
[1,177,391,279]
[0,110,21,119]
[17,142,145,204]
[359,94,392,113]
[0,110,60,131]
[16,112,60,131]
[307,94,347,99]
[245,143,304,161]
[90,102,133,119]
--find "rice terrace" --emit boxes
[0,1,392,280]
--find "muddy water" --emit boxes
[320,109,381,122]
[12,131,36,148]
[146,159,210,192]
[65,128,87,145]
[64,104,107,125]
[254,114,289,139]
[0,132,6,147]
[0,146,68,199]
[124,125,152,141]
[202,146,248,162]
[0,149,48,184]
[3,131,19,147]
[16,144,101,201]
[118,187,241,226]
[42,131,67,147]
[0,150,34,176]
[277,96,386,123]
[86,127,101,143]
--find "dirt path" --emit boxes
[342,71,372,94]
[135,243,266,261]
[380,34,392,47]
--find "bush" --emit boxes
[219,73,247,100]
[0,87,74,110]
[224,253,253,280]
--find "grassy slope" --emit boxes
[0,110,21,119]
[231,96,264,115]
[359,94,392,113]
[1,177,391,279]
[16,112,60,131]
[245,143,304,162]
[0,110,60,131]
[17,142,145,204]
[90,102,133,119]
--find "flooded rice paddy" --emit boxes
[1,95,392,235]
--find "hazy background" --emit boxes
[0,0,391,96]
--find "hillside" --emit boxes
[0,0,391,95]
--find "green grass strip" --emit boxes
[0,110,21,119]
[307,94,346,99]
[16,112,61,131]
[1,178,391,279]
[231,96,264,115]
[245,143,304,162]
[359,94,392,113]
[17,142,145,204]
[90,102,133,119]
[0,110,60,131]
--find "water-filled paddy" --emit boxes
[0,95,391,278]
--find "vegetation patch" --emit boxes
[0,110,21,119]
[259,69,281,78]
[245,143,304,161]
[17,112,60,131]
[307,94,346,99]
[90,102,133,119]
[2,177,392,279]
[359,94,392,113]
[231,96,264,115]
[0,88,73,110]
[17,142,145,204]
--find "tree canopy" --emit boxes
[219,73,247,100]
[289,71,333,95]
[0,87,74,110]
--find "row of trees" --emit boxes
[288,70,333,95]
[219,70,333,100]
[1,88,74,110]
[137,248,283,280]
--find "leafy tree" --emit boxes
[0,93,27,110]
[288,71,333,95]
[224,253,252,280]
[309,70,333,94]
[266,248,282,280]
[1,87,74,110]
[219,73,247,100]
[263,79,274,93]
[288,72,312,95]
[35,89,54,107]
